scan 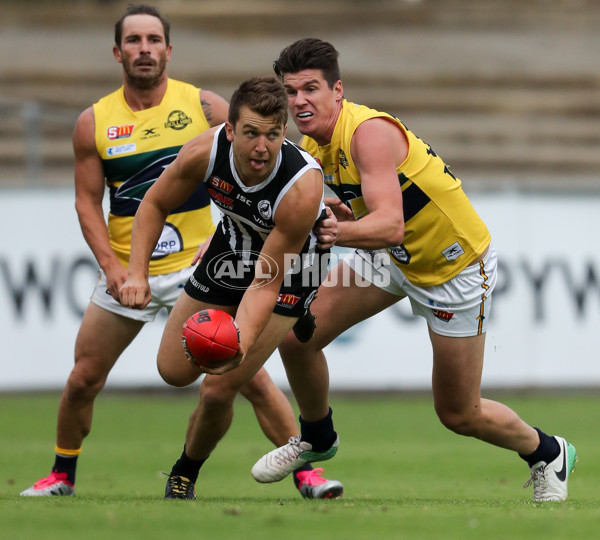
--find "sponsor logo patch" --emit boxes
[442,242,465,262]
[338,149,349,169]
[210,176,234,194]
[106,143,136,157]
[107,124,134,140]
[151,223,184,260]
[276,293,301,308]
[258,200,272,220]
[388,245,411,265]
[165,110,192,130]
[141,127,160,140]
[432,309,454,322]
[208,189,234,210]
[189,274,209,293]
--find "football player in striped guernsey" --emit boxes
[120,75,342,499]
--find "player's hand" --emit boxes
[119,276,152,310]
[314,206,338,249]
[193,347,245,375]
[104,262,128,300]
[324,197,354,222]
[191,233,214,265]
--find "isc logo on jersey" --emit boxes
[107,124,134,140]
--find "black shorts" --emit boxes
[184,227,330,318]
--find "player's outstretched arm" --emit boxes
[235,168,323,357]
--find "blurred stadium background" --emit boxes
[3,0,600,189]
[1,0,600,392]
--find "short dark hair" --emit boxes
[228,77,288,128]
[114,4,170,47]
[273,38,341,89]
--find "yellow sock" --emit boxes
[55,445,82,458]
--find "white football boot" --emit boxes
[252,435,339,483]
[524,436,578,501]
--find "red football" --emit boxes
[182,309,240,369]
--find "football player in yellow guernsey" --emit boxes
[250,38,577,502]
[20,7,342,501]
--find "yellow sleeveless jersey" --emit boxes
[94,78,215,275]
[302,99,490,286]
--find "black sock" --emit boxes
[519,427,560,467]
[292,463,314,488]
[169,447,207,484]
[53,455,78,485]
[299,408,337,452]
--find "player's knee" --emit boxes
[65,367,106,401]
[156,349,199,387]
[278,331,310,360]
[239,369,274,403]
[435,407,479,437]
[201,375,238,408]
[157,362,192,388]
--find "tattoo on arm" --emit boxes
[201,99,213,124]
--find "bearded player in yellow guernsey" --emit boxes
[20,7,342,500]
[250,38,577,502]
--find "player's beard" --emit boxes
[122,54,167,91]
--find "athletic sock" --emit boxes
[299,407,337,452]
[292,463,315,488]
[519,427,560,467]
[52,454,78,485]
[169,447,207,484]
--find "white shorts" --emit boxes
[345,245,498,337]
[90,266,195,323]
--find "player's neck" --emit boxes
[122,75,169,112]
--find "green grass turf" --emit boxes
[1,390,599,539]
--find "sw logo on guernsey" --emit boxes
[107,124,134,140]
[209,176,234,194]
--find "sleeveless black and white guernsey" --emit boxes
[185,124,329,317]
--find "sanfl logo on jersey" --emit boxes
[388,245,411,265]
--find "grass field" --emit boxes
[1,390,599,539]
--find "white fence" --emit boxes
[1,188,599,391]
